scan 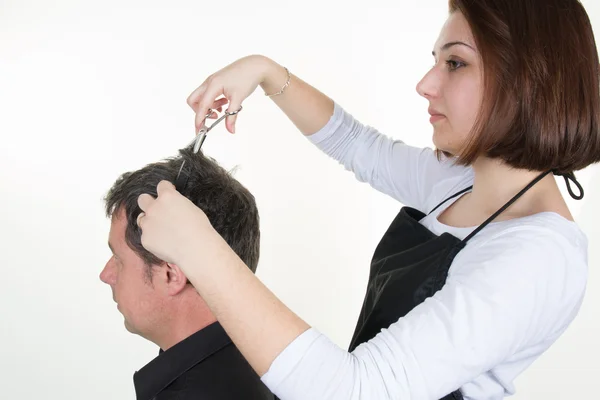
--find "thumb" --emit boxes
[138,193,155,212]
[225,97,243,134]
[195,86,223,134]
[157,180,176,196]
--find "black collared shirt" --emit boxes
[133,322,274,400]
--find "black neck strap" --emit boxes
[554,171,584,200]
[461,169,584,243]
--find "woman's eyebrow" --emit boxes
[432,41,476,56]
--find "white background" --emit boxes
[1,0,598,399]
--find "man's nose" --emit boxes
[100,258,115,285]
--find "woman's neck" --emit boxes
[468,157,571,220]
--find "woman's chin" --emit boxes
[432,133,461,156]
[432,138,451,154]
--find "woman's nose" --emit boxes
[416,67,441,99]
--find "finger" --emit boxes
[209,108,221,116]
[136,212,145,228]
[187,81,209,112]
[188,81,228,113]
[195,86,225,133]
[157,180,176,197]
[212,97,229,110]
[225,97,242,134]
[138,193,155,212]
[206,99,228,119]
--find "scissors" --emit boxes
[175,105,243,192]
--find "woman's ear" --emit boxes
[164,262,189,296]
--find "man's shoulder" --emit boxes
[156,342,274,400]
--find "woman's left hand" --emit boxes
[138,180,311,380]
[137,180,215,266]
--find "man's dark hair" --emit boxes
[104,146,260,278]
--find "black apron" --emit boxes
[347,170,583,400]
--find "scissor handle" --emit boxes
[187,105,244,153]
[225,106,242,116]
[202,105,243,132]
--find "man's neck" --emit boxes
[151,296,218,351]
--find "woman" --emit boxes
[135,0,600,399]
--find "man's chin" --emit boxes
[123,318,137,334]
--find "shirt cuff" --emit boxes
[306,102,345,144]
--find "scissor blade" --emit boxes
[174,160,188,192]
[193,132,207,153]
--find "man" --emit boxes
[100,147,273,400]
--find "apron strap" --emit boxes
[428,169,585,244]
[462,169,585,243]
[462,170,553,243]
[554,171,584,200]
[428,186,473,215]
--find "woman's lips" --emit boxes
[429,114,445,123]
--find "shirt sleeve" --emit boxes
[306,102,473,211]
[261,228,587,400]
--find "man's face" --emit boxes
[100,208,164,338]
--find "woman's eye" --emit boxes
[446,59,466,71]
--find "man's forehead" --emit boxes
[108,208,128,248]
[111,206,128,221]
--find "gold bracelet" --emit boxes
[265,67,291,97]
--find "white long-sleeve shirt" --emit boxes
[261,102,589,400]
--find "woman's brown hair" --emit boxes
[448,0,600,173]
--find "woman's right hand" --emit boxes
[186,55,274,134]
[188,54,334,137]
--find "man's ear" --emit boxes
[164,262,189,296]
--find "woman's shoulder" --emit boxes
[454,213,588,282]
[475,212,586,251]
[423,161,475,213]
[447,214,589,341]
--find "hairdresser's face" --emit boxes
[416,11,482,155]
[100,209,164,340]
